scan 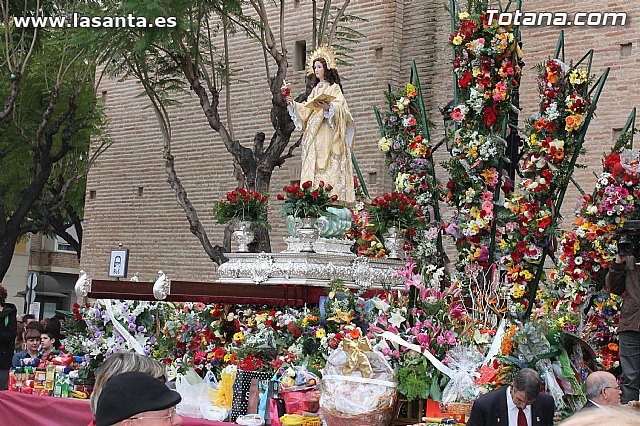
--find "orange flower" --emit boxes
[608,343,619,351]
[547,72,558,84]
[534,118,548,131]
[565,114,583,132]
[349,328,361,339]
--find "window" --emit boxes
[295,41,306,71]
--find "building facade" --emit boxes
[3,234,79,319]
[80,0,639,282]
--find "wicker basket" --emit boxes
[439,401,473,416]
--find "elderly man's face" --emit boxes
[601,378,622,406]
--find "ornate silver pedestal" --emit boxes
[217,252,405,290]
[233,221,255,252]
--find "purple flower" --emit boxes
[137,325,145,333]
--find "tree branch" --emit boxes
[327,0,350,45]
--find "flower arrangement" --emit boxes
[376,79,443,267]
[536,131,638,370]
[369,262,470,401]
[496,57,594,315]
[64,300,159,360]
[443,2,521,295]
[347,206,387,258]
[277,180,338,218]
[368,192,423,234]
[212,188,270,229]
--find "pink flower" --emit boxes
[381,347,391,356]
[482,200,493,212]
[481,191,493,202]
[448,302,467,320]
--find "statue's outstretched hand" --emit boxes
[286,95,293,105]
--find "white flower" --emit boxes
[371,298,390,313]
[388,310,406,328]
[574,256,583,265]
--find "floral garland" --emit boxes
[376,82,441,264]
[538,132,639,369]
[443,5,521,291]
[496,58,592,315]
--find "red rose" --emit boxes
[458,71,472,88]
[483,107,498,127]
[302,180,312,189]
[260,196,267,203]
[311,190,319,199]
[277,194,284,200]
[319,180,325,187]
[330,195,338,201]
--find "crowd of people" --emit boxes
[0,283,66,391]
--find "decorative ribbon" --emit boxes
[342,337,373,378]
[482,318,506,366]
[381,331,454,377]
[103,299,145,355]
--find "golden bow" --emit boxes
[342,337,373,378]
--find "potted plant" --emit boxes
[368,192,424,258]
[277,180,338,251]
[213,188,270,252]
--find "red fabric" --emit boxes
[518,407,528,426]
[0,391,234,426]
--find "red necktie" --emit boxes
[518,407,528,426]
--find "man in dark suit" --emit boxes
[467,368,554,426]
[579,371,621,411]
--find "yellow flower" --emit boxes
[378,137,391,152]
[458,12,470,20]
[452,35,463,45]
[233,332,244,341]
[499,239,508,249]
[405,83,416,93]
[513,287,525,299]
[315,328,326,339]
[519,269,533,281]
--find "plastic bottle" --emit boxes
[53,373,63,397]
[45,364,55,392]
[61,375,69,398]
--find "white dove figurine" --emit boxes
[153,270,171,300]
[74,270,91,304]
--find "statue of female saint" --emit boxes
[286,45,356,203]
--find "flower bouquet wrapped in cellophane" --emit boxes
[319,336,396,426]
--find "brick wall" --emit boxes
[81,1,639,282]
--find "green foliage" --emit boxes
[396,358,449,401]
[0,2,106,254]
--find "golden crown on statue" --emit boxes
[306,44,337,75]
